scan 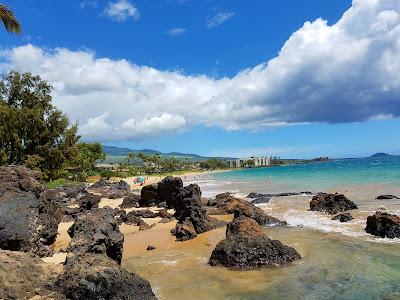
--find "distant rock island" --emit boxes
[370,153,394,158]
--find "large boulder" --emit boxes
[158,176,183,208]
[209,217,301,269]
[0,166,61,257]
[55,253,156,300]
[0,249,65,299]
[172,184,225,241]
[365,211,400,238]
[90,179,131,199]
[208,193,286,226]
[310,193,357,215]
[140,184,160,207]
[67,209,124,264]
[376,195,399,200]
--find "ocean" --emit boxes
[125,156,400,299]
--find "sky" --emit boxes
[0,0,400,158]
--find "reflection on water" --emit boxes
[124,226,400,300]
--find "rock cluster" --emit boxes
[172,184,226,241]
[89,179,131,199]
[365,211,400,238]
[209,216,301,269]
[139,176,183,207]
[208,193,286,226]
[0,166,61,257]
[310,193,357,214]
[247,191,313,204]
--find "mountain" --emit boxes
[102,145,235,163]
[370,153,396,158]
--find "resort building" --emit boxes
[227,157,271,168]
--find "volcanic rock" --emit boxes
[209,217,301,269]
[90,179,131,199]
[376,195,399,200]
[158,176,183,208]
[365,211,400,238]
[55,253,156,300]
[209,193,286,226]
[140,184,160,207]
[0,166,61,257]
[0,249,65,299]
[172,184,225,241]
[310,193,357,214]
[121,193,141,209]
[331,213,353,222]
[67,209,124,264]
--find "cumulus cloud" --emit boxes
[206,11,235,28]
[103,0,139,22]
[1,0,400,141]
[166,27,187,37]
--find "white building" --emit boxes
[227,156,271,168]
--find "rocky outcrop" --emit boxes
[376,195,399,200]
[67,209,124,264]
[158,176,183,208]
[172,184,225,241]
[140,184,160,207]
[310,193,357,214]
[365,211,400,238]
[332,213,353,222]
[209,217,301,269]
[0,249,65,299]
[208,193,286,226]
[89,179,131,199]
[121,193,141,209]
[247,191,313,205]
[0,166,61,257]
[55,253,156,300]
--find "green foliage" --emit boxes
[199,159,228,170]
[245,159,256,168]
[0,71,80,179]
[45,178,81,189]
[68,142,106,180]
[100,169,115,179]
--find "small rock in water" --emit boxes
[376,195,399,200]
[365,211,400,239]
[310,193,357,215]
[209,216,300,269]
[332,213,353,222]
[147,245,156,251]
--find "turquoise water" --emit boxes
[212,156,400,191]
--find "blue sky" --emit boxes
[1,0,400,158]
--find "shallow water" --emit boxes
[124,157,400,299]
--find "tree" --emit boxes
[0,4,21,34]
[0,71,79,179]
[68,143,105,180]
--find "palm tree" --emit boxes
[0,4,21,34]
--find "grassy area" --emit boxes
[45,178,83,189]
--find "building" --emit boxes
[227,156,271,168]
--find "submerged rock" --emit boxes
[365,211,400,238]
[209,217,300,269]
[247,193,272,204]
[172,184,225,241]
[0,166,61,257]
[310,193,357,215]
[376,195,399,200]
[67,209,124,264]
[209,193,286,226]
[55,253,156,300]
[332,213,353,222]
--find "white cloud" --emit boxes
[167,27,187,37]
[1,0,400,141]
[103,0,139,22]
[80,1,97,9]
[206,11,235,29]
